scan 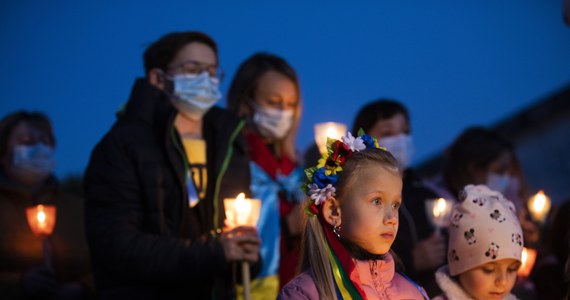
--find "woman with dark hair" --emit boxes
[0,111,93,299]
[227,52,304,297]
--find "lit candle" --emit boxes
[25,204,57,270]
[528,190,551,222]
[518,247,537,278]
[425,198,452,234]
[433,198,447,218]
[224,193,260,229]
[223,193,261,300]
[314,122,347,154]
[26,204,56,236]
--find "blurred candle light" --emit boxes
[26,204,56,236]
[425,198,452,234]
[528,190,551,223]
[314,122,347,154]
[224,193,261,300]
[518,247,537,278]
[26,204,56,269]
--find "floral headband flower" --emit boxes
[302,129,386,216]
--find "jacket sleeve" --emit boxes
[84,130,228,282]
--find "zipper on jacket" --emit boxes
[170,128,193,212]
[212,119,245,231]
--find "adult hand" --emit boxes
[412,232,446,272]
[220,226,260,264]
[21,265,59,298]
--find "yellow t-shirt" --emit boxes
[182,138,207,206]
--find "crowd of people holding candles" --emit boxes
[0,30,569,300]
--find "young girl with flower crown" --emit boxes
[278,131,428,300]
[433,184,523,300]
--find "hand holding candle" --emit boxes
[223,193,261,300]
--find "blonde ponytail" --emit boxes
[300,214,337,300]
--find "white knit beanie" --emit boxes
[447,184,523,276]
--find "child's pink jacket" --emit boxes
[278,253,427,299]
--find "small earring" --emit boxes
[333,225,341,239]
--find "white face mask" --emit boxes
[12,143,55,182]
[378,134,415,169]
[170,72,221,120]
[486,173,513,194]
[252,106,294,140]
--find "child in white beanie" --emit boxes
[434,184,523,300]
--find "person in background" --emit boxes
[424,126,540,299]
[425,127,540,245]
[0,111,93,299]
[84,31,260,299]
[227,52,304,297]
[279,132,428,299]
[433,185,523,300]
[532,198,570,299]
[351,99,445,297]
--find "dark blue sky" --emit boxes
[1,1,569,177]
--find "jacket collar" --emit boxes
[435,266,518,300]
[122,78,175,129]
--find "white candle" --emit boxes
[314,122,347,154]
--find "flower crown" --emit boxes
[302,129,386,216]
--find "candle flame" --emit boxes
[521,247,528,264]
[528,190,551,222]
[532,191,546,212]
[326,126,338,139]
[37,210,46,224]
[235,193,251,225]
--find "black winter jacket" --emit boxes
[84,79,252,299]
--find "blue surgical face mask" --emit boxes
[486,173,513,194]
[378,134,415,169]
[170,71,222,120]
[12,143,55,180]
[252,106,294,140]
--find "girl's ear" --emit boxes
[322,196,342,227]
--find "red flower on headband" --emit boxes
[330,140,352,165]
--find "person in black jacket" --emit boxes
[84,31,260,300]
[351,99,445,297]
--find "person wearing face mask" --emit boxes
[350,99,446,297]
[84,32,260,300]
[227,52,304,298]
[0,111,94,300]
[423,126,541,299]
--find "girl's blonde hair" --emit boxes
[299,148,399,300]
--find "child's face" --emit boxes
[339,164,402,255]
[458,258,521,300]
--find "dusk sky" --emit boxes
[2,1,569,178]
